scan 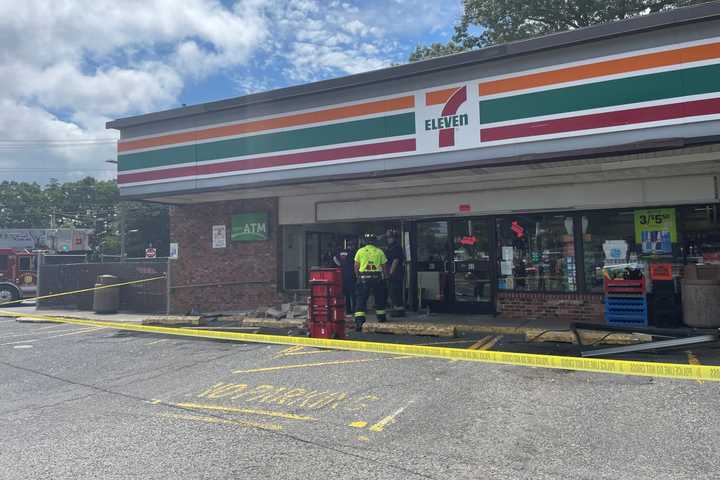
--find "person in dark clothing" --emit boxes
[333,237,357,315]
[384,229,406,317]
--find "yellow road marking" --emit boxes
[0,327,104,346]
[478,335,503,351]
[2,310,719,383]
[468,335,495,350]
[233,356,415,374]
[172,401,317,421]
[273,345,331,358]
[686,351,704,384]
[349,421,368,428]
[369,406,406,432]
[158,412,282,431]
[276,345,304,356]
[149,399,162,405]
[357,435,370,442]
[283,349,328,356]
[146,338,170,345]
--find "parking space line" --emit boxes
[0,324,72,340]
[233,355,415,374]
[479,335,503,351]
[171,401,317,421]
[283,349,328,356]
[158,412,283,431]
[369,405,406,432]
[0,327,105,346]
[468,336,494,350]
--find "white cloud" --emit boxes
[0,0,270,183]
[0,0,461,184]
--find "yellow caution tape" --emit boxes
[2,309,719,383]
[0,275,167,307]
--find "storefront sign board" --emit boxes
[231,213,269,242]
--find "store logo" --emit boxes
[424,85,468,148]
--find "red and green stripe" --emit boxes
[481,97,720,141]
[118,138,416,184]
[479,63,720,125]
[118,112,415,172]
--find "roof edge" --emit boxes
[107,2,720,130]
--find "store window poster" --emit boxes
[634,208,676,254]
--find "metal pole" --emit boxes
[119,203,126,262]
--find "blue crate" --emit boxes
[605,297,648,326]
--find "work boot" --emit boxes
[355,316,365,332]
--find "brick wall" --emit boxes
[497,292,604,323]
[168,198,282,314]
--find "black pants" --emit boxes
[355,277,386,321]
[388,274,404,310]
[343,281,355,315]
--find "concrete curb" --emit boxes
[241,318,305,329]
[524,328,652,345]
[142,316,203,326]
[362,322,456,338]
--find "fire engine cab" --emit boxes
[0,249,38,304]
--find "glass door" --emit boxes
[416,221,451,311]
[415,219,495,313]
[449,219,494,313]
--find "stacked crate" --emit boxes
[604,277,648,326]
[308,268,346,339]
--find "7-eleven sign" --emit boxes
[417,84,478,153]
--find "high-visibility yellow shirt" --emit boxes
[354,245,387,273]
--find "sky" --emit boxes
[0,0,462,185]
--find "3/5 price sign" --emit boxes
[634,208,677,248]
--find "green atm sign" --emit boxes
[231,213,269,242]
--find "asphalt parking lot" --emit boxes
[1,317,720,479]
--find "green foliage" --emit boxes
[410,0,708,61]
[408,42,466,62]
[0,178,168,257]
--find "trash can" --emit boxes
[681,264,720,328]
[93,274,120,314]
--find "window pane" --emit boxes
[496,215,576,292]
[19,257,31,271]
[417,222,448,263]
[582,211,636,292]
[678,204,720,263]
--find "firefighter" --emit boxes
[384,229,406,317]
[353,233,388,331]
[333,237,357,316]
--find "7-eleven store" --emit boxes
[108,4,720,326]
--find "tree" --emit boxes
[409,42,466,62]
[410,0,707,61]
[0,178,169,258]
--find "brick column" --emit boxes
[168,197,282,314]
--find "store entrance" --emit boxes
[415,218,495,314]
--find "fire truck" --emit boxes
[0,249,38,303]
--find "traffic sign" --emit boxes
[145,247,157,258]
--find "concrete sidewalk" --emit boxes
[0,305,651,345]
[1,305,158,324]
